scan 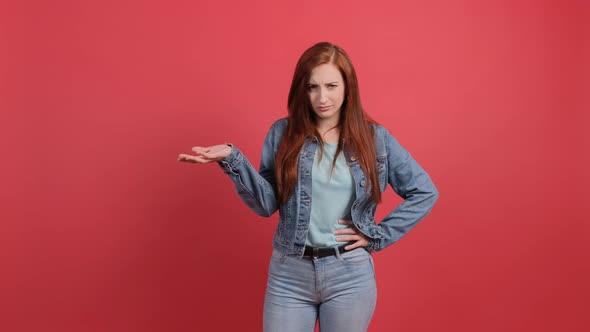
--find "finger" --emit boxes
[344,243,356,251]
[178,154,196,163]
[345,239,368,251]
[345,242,361,251]
[178,155,201,163]
[199,149,218,159]
[178,154,212,164]
[334,228,357,235]
[202,147,232,161]
[192,155,214,163]
[192,146,209,155]
[335,235,360,242]
[338,219,353,225]
[182,150,218,163]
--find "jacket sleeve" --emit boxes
[367,128,439,252]
[216,121,281,217]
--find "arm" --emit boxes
[216,122,282,217]
[368,129,439,252]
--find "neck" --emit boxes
[317,120,340,144]
[316,117,339,134]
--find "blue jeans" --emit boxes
[263,247,377,332]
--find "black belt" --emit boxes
[302,245,349,259]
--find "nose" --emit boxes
[319,87,328,104]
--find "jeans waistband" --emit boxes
[302,244,350,259]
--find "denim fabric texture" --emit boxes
[218,118,439,256]
[263,247,377,332]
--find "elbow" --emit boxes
[411,180,438,207]
[240,194,277,217]
[255,209,272,217]
[425,183,439,208]
[431,186,439,202]
[253,205,278,218]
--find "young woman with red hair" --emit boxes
[178,42,438,332]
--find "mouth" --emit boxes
[317,106,331,112]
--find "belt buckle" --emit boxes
[312,247,319,259]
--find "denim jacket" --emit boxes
[218,118,439,257]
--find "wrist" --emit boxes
[224,143,233,158]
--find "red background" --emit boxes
[1,0,588,331]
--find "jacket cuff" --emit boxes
[366,237,381,253]
[217,144,243,173]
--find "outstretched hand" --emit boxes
[334,219,369,251]
[178,145,232,164]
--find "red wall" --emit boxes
[1,0,588,331]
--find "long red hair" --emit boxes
[275,42,381,204]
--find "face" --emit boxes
[307,63,345,125]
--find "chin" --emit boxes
[319,111,339,119]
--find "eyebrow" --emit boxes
[307,81,340,85]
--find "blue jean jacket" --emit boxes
[218,118,439,256]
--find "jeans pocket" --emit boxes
[340,248,371,265]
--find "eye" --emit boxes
[328,84,338,89]
[307,84,318,91]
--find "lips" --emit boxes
[317,106,331,112]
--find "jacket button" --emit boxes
[360,180,366,187]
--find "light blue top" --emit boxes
[218,118,439,256]
[305,142,356,247]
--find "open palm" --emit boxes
[178,144,232,164]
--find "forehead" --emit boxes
[308,63,343,83]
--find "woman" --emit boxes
[178,42,438,332]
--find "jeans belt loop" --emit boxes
[312,247,319,259]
